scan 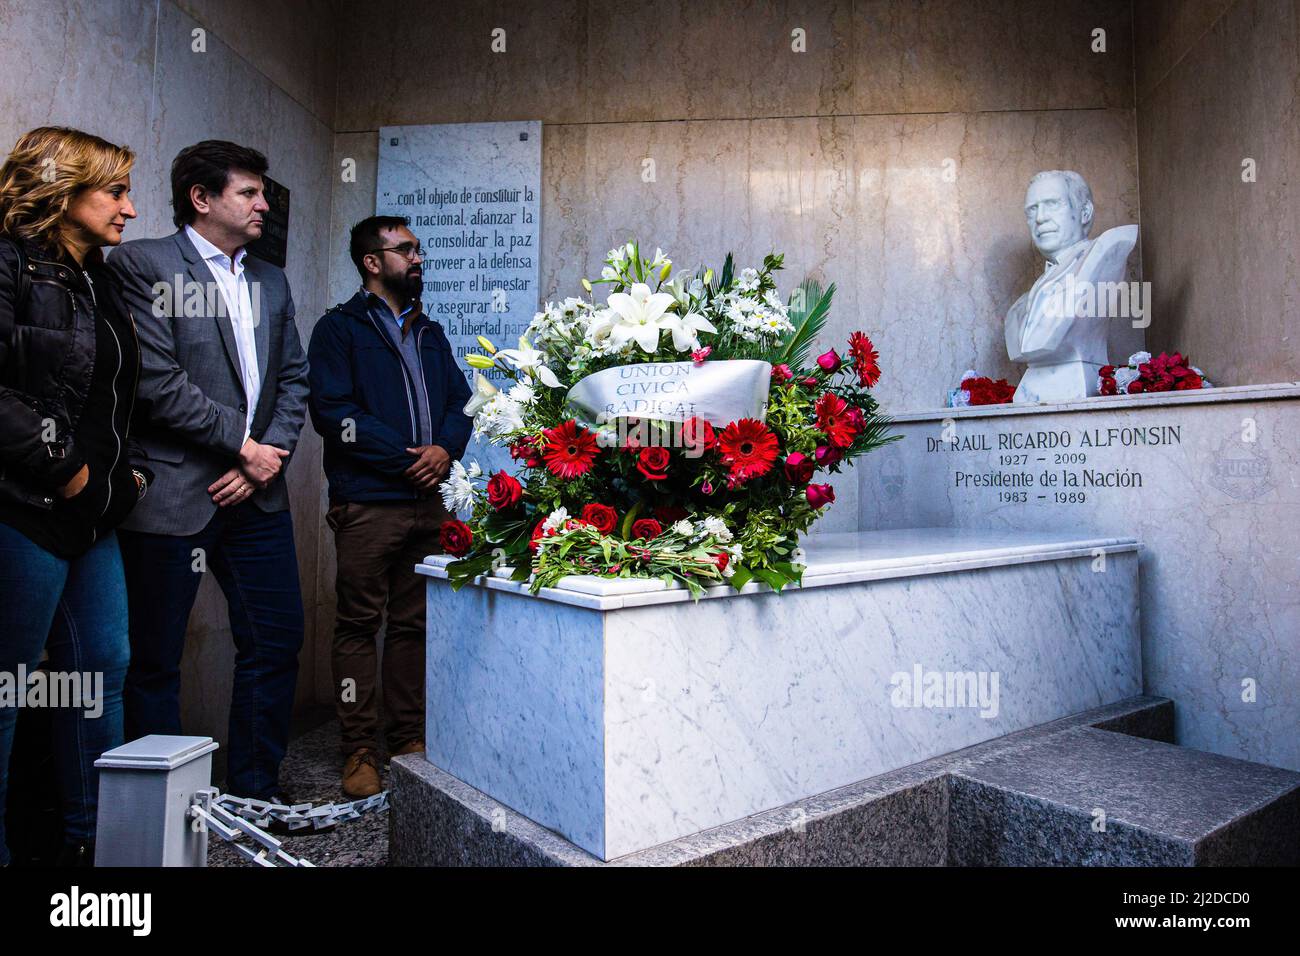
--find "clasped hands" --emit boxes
[404,444,450,492]
[208,438,290,506]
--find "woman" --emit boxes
[0,127,150,867]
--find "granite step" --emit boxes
[389,696,1300,866]
[947,726,1300,866]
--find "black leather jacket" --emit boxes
[0,235,150,556]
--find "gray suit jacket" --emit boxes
[107,229,309,536]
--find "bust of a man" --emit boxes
[1004,170,1138,402]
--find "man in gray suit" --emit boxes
[108,141,309,802]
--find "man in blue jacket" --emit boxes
[307,215,471,797]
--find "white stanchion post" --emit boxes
[93,735,219,867]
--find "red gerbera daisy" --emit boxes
[542,419,599,479]
[717,418,779,482]
[848,331,881,388]
[815,392,860,449]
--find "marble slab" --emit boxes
[863,387,1300,773]
[418,527,1139,610]
[420,529,1141,859]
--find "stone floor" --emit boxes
[207,715,391,868]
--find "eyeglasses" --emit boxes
[369,242,423,261]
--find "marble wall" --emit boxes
[329,0,1142,530]
[1136,0,1300,387]
[0,0,339,749]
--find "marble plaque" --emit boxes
[377,122,542,472]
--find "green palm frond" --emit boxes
[772,280,834,368]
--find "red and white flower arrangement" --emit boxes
[441,242,897,597]
[1099,351,1212,395]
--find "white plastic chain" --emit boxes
[189,787,389,868]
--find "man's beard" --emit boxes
[383,268,423,305]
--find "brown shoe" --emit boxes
[342,747,382,798]
[392,740,425,757]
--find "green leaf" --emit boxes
[752,567,788,592]
[620,500,644,540]
[775,281,834,368]
[729,564,754,589]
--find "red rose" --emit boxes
[962,376,1016,406]
[784,452,814,484]
[1099,376,1118,396]
[806,483,836,509]
[1099,365,1116,377]
[1127,380,1145,394]
[631,518,663,540]
[681,416,716,454]
[815,444,842,468]
[653,504,689,524]
[1175,373,1204,390]
[580,503,618,534]
[713,551,730,573]
[637,446,671,481]
[816,349,842,373]
[440,519,473,557]
[486,470,522,510]
[801,376,819,388]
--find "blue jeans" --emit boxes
[119,502,304,799]
[0,524,130,867]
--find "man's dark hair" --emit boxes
[350,215,411,279]
[170,140,269,227]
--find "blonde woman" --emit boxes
[0,127,149,867]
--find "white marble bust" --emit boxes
[1005,170,1138,402]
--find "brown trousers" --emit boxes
[326,498,448,756]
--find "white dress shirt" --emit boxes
[186,224,261,441]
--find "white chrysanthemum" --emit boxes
[508,380,536,407]
[737,268,760,293]
[473,393,525,440]
[699,516,733,542]
[670,519,694,536]
[1128,350,1152,367]
[542,507,569,532]
[467,461,482,478]
[440,460,477,513]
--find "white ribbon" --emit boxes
[565,359,772,428]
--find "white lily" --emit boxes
[660,309,717,352]
[496,336,562,388]
[464,373,498,417]
[606,282,676,353]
